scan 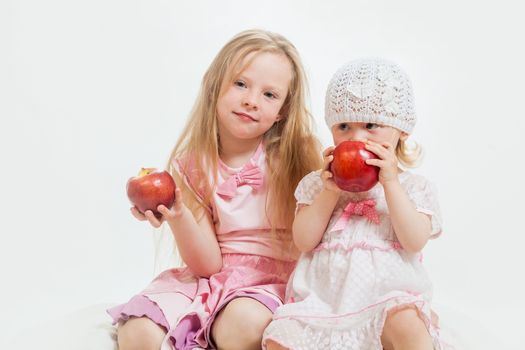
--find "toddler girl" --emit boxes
[264,58,447,350]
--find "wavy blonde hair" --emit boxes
[396,139,423,168]
[162,29,322,262]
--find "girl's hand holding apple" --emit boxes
[127,168,179,227]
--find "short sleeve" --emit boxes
[404,174,443,239]
[294,170,324,213]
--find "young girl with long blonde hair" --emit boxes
[108,29,322,350]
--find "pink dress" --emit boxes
[263,170,451,350]
[108,143,297,350]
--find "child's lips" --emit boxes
[234,112,257,122]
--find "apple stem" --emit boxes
[139,168,156,177]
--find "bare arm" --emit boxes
[383,180,431,253]
[293,188,340,252]
[365,140,431,253]
[293,147,342,252]
[134,187,222,277]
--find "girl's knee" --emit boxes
[265,339,290,350]
[382,307,428,342]
[213,297,273,350]
[117,317,166,350]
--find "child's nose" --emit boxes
[242,91,259,110]
[348,129,368,142]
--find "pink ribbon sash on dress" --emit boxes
[331,199,381,231]
[216,162,263,199]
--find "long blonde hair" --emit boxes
[165,29,322,246]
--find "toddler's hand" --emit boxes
[364,140,399,185]
[321,146,342,193]
[130,188,186,229]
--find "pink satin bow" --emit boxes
[331,199,380,231]
[216,162,263,199]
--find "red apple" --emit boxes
[330,141,379,192]
[126,168,176,219]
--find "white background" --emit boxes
[1,0,524,348]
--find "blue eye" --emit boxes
[366,123,379,129]
[264,91,276,99]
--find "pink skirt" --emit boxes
[108,253,295,350]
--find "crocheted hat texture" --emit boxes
[325,58,416,134]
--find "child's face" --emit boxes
[331,122,408,147]
[216,51,292,143]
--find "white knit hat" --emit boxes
[325,58,416,134]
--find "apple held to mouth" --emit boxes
[126,168,176,219]
[330,141,380,192]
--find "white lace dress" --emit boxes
[263,170,448,350]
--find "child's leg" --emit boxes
[117,317,166,350]
[211,297,273,350]
[380,306,433,350]
[265,340,290,350]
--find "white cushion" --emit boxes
[4,303,117,350]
